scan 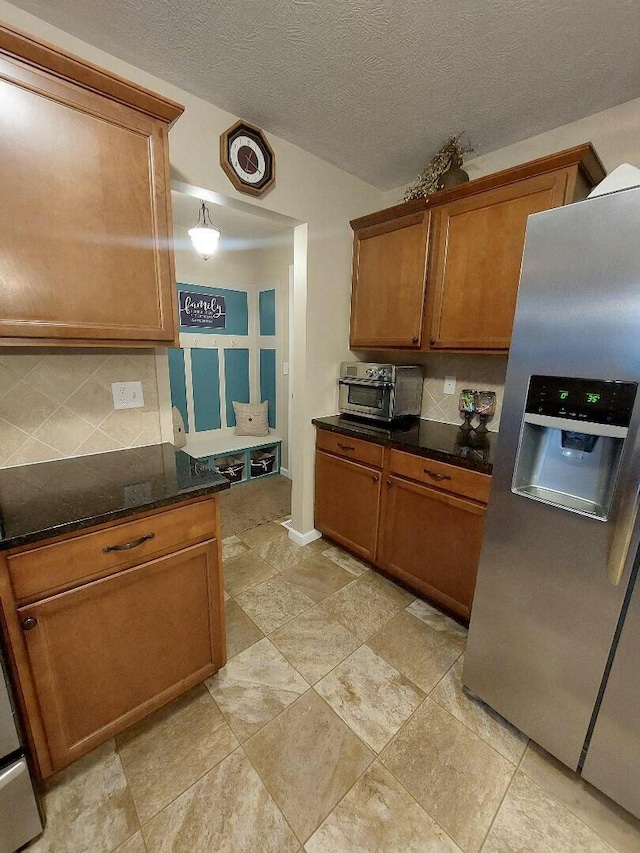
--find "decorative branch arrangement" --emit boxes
[404,134,474,201]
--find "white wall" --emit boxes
[0,0,384,536]
[174,234,258,290]
[253,242,294,472]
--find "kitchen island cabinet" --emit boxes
[0,444,228,779]
[0,23,183,346]
[349,144,605,352]
[313,417,493,620]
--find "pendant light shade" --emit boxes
[188,201,221,260]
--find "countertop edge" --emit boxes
[312,417,494,475]
[0,481,229,552]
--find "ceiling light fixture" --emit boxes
[188,201,221,260]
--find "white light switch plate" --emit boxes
[444,376,456,395]
[111,381,144,410]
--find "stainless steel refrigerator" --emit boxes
[463,181,640,819]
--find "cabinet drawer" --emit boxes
[316,430,384,468]
[388,450,491,503]
[8,500,217,602]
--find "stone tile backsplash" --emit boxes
[420,354,508,431]
[0,350,162,468]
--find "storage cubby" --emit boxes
[249,445,279,479]
[212,453,246,484]
[187,438,281,487]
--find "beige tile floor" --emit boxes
[28,520,640,852]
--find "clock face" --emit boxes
[220,121,275,196]
[229,135,267,185]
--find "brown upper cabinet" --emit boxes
[0,24,184,346]
[350,144,606,352]
[350,210,431,348]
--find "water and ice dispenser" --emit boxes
[512,376,637,520]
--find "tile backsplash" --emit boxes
[0,350,162,468]
[421,354,508,431]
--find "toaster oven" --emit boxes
[338,362,423,422]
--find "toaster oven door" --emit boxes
[338,379,394,421]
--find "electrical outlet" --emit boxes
[283,362,289,375]
[111,381,144,410]
[444,376,457,395]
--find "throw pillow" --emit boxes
[233,401,270,436]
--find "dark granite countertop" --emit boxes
[0,443,230,551]
[312,415,498,474]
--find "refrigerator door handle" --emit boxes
[0,759,26,790]
[607,482,640,585]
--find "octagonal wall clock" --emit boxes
[220,120,276,197]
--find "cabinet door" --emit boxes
[350,211,431,348]
[314,450,381,562]
[378,475,486,620]
[17,541,223,772]
[0,53,177,343]
[427,169,571,350]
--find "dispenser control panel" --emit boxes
[526,376,637,427]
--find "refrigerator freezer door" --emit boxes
[463,186,640,771]
[0,667,20,758]
[582,569,640,818]
[0,758,42,852]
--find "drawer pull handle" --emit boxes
[423,469,452,482]
[337,443,355,451]
[21,616,37,631]
[103,532,155,554]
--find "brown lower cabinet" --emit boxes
[314,432,490,621]
[377,475,486,620]
[314,449,381,562]
[0,497,225,778]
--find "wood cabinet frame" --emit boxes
[313,429,491,621]
[350,211,431,349]
[349,144,606,354]
[377,474,486,620]
[314,449,382,563]
[0,496,225,779]
[424,168,572,350]
[0,23,184,347]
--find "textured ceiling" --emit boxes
[9,0,640,189]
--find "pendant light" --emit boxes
[188,201,221,260]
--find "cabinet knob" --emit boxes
[412,336,419,344]
[372,474,379,482]
[386,479,393,487]
[21,616,37,631]
[429,338,436,346]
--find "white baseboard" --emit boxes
[279,467,290,479]
[282,521,321,546]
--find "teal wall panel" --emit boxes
[224,348,250,427]
[167,348,189,432]
[259,348,277,429]
[191,349,221,431]
[178,282,249,336]
[259,289,276,336]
